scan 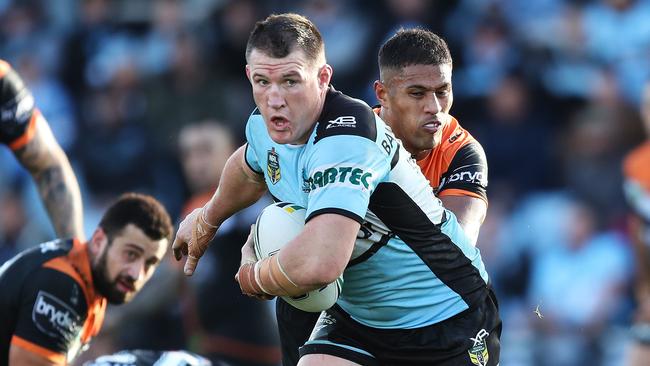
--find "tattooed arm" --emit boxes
[12,114,85,240]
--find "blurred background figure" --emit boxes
[623,81,650,366]
[2,1,650,365]
[176,121,279,366]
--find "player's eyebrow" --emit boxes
[406,82,451,91]
[281,71,300,77]
[124,243,145,254]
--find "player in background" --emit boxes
[0,59,85,240]
[623,81,650,365]
[374,28,487,246]
[173,13,500,365]
[177,121,281,366]
[0,193,173,366]
[276,28,490,366]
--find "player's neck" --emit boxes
[413,149,432,161]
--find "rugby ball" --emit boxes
[253,202,342,312]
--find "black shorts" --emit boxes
[299,290,501,366]
[276,298,320,366]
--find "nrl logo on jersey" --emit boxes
[326,116,356,129]
[267,147,281,184]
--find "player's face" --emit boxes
[91,224,168,304]
[376,63,453,159]
[246,48,332,145]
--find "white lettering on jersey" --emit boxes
[32,291,82,340]
[326,116,356,129]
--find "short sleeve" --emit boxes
[12,268,88,361]
[0,61,37,148]
[438,141,488,202]
[304,135,390,223]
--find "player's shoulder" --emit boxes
[1,239,73,276]
[313,87,377,144]
[440,116,481,150]
[437,116,483,159]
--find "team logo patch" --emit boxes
[468,329,490,366]
[267,148,281,184]
[32,291,82,342]
[326,116,356,129]
[448,129,463,143]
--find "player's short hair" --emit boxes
[379,28,452,78]
[98,193,173,243]
[246,13,324,64]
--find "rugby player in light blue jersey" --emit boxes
[172,13,500,366]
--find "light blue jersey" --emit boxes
[245,87,489,329]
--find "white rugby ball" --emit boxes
[253,202,342,312]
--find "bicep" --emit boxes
[305,213,360,255]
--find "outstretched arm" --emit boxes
[173,144,267,275]
[12,115,84,240]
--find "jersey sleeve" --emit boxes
[0,60,37,149]
[304,135,389,223]
[438,141,488,202]
[244,111,264,174]
[11,268,88,363]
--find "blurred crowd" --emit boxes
[1,0,649,365]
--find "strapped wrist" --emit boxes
[200,208,219,229]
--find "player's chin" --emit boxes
[105,286,133,305]
[269,130,292,144]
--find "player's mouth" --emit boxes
[116,279,135,293]
[421,120,442,134]
[270,115,290,130]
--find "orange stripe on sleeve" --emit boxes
[11,335,66,365]
[8,110,40,151]
[438,188,487,203]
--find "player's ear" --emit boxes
[318,64,333,89]
[375,80,388,106]
[245,65,252,82]
[89,227,108,258]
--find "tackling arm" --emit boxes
[12,115,85,240]
[440,195,487,246]
[238,213,359,297]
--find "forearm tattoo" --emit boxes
[14,128,84,239]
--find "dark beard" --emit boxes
[91,249,127,304]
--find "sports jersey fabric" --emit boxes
[0,239,106,365]
[372,107,488,203]
[0,59,39,150]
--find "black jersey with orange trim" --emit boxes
[373,108,488,202]
[0,59,38,151]
[0,239,107,365]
